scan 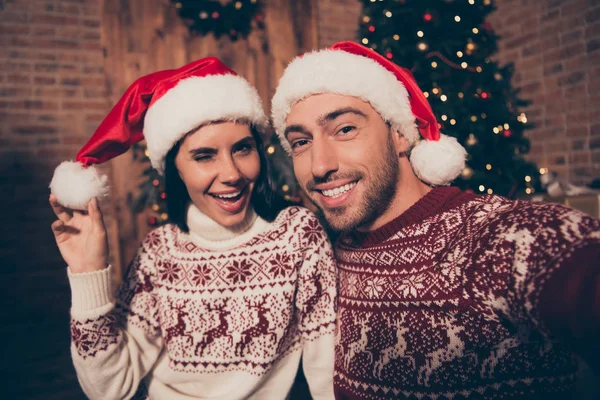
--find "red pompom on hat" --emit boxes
[50,57,268,210]
[271,41,466,186]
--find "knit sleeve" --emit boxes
[68,230,163,400]
[294,211,337,400]
[505,202,600,340]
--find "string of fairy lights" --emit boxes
[359,0,543,197]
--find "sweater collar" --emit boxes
[186,204,267,250]
[346,186,475,247]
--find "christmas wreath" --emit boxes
[171,0,263,41]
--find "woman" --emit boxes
[48,58,336,400]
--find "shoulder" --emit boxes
[137,223,189,256]
[475,194,600,242]
[274,205,323,227]
[275,206,330,245]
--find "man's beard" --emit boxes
[305,133,399,233]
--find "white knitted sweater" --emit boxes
[68,206,337,400]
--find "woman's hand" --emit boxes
[49,194,108,273]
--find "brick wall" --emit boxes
[1,0,107,398]
[491,0,600,185]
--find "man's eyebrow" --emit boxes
[284,124,311,139]
[317,107,368,126]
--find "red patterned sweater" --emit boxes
[333,187,600,399]
[67,206,337,400]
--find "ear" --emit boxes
[391,129,411,155]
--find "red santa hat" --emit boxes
[271,41,466,186]
[49,57,268,209]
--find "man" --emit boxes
[271,41,599,399]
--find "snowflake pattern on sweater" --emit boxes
[69,206,337,400]
[333,187,600,400]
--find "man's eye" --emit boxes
[338,126,355,135]
[291,139,309,149]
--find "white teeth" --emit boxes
[321,182,357,198]
[214,191,241,199]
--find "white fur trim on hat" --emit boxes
[49,161,109,210]
[144,74,268,174]
[271,48,419,153]
[410,134,467,186]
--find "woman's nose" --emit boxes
[218,156,243,184]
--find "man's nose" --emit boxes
[310,138,339,179]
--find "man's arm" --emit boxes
[538,241,600,376]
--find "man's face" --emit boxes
[285,93,400,233]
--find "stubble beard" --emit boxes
[309,134,400,234]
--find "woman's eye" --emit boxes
[235,144,253,155]
[194,155,213,162]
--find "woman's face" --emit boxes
[175,121,260,228]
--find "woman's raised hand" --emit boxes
[49,194,108,273]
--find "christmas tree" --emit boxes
[359,0,542,197]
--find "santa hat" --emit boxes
[50,57,268,210]
[271,41,466,186]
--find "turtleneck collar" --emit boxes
[185,204,269,251]
[346,186,476,248]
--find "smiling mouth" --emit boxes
[317,181,358,198]
[209,187,246,202]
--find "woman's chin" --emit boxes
[212,207,250,228]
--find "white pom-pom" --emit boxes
[410,134,467,186]
[49,161,109,210]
